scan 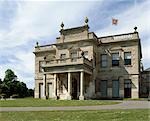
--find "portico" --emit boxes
[42,70,91,100]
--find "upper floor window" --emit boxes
[101,54,107,68]
[124,52,131,65]
[112,53,119,66]
[39,61,44,72]
[71,51,77,62]
[60,54,66,62]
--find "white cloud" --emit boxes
[0,1,102,88]
[0,1,100,49]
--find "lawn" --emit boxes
[0,109,149,121]
[0,98,120,107]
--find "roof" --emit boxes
[59,25,89,35]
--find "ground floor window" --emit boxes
[112,80,119,98]
[100,80,107,97]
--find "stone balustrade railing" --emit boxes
[99,32,138,43]
[42,57,92,67]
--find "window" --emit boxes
[71,51,77,62]
[39,61,44,72]
[124,52,131,65]
[112,53,119,66]
[60,54,66,62]
[101,54,107,68]
[124,79,131,88]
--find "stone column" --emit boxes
[53,73,57,99]
[131,75,139,99]
[67,72,72,100]
[43,74,46,99]
[79,71,84,100]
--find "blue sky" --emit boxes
[0,0,149,89]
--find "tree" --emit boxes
[0,82,9,96]
[3,69,16,83]
[0,78,2,84]
[0,69,29,98]
[17,81,28,97]
[27,89,34,97]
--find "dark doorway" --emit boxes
[72,78,78,99]
[101,80,107,97]
[124,79,131,98]
[39,83,43,98]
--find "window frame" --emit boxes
[70,51,77,62]
[101,54,108,68]
[124,52,131,65]
[112,52,119,67]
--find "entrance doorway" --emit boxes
[47,83,53,98]
[39,83,44,98]
[72,78,78,99]
[112,80,119,98]
[101,80,107,97]
[124,79,131,98]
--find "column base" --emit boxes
[132,90,139,99]
[67,95,72,100]
[79,95,84,100]
[41,96,47,99]
[53,96,57,100]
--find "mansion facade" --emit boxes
[34,19,142,100]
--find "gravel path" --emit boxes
[0,101,149,112]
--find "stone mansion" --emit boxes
[34,18,143,100]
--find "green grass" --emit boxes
[123,98,148,101]
[0,109,149,121]
[0,98,120,107]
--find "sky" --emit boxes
[0,0,149,89]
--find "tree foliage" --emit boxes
[0,69,34,98]
[3,69,16,83]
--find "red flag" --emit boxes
[112,18,118,25]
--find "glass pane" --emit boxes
[124,79,131,88]
[102,61,107,67]
[101,54,107,60]
[112,53,119,60]
[125,52,131,59]
[112,60,119,66]
[124,59,131,65]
